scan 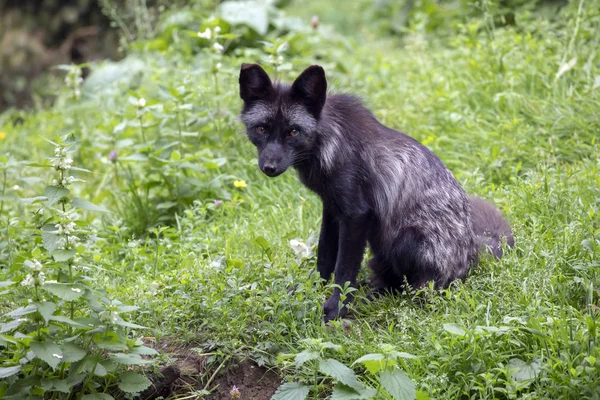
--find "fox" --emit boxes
[238,63,514,322]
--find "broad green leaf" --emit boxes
[53,249,77,262]
[43,283,85,301]
[380,369,416,400]
[294,350,319,369]
[71,197,109,212]
[270,382,310,400]
[45,186,70,205]
[0,319,26,333]
[509,358,541,382]
[0,366,21,378]
[109,353,152,365]
[416,390,431,400]
[31,339,63,370]
[0,280,14,288]
[49,315,88,328]
[35,301,56,324]
[118,371,152,393]
[319,359,363,391]
[20,196,48,204]
[331,383,377,400]
[61,342,86,363]
[82,394,115,400]
[6,304,37,318]
[170,150,181,161]
[443,323,467,337]
[131,345,159,355]
[42,231,63,253]
[352,353,396,375]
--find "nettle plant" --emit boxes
[0,134,155,398]
[274,339,421,400]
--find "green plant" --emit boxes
[0,135,155,398]
[274,340,419,399]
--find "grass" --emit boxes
[1,0,599,398]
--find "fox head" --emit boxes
[238,64,327,177]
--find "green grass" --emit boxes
[1,0,599,398]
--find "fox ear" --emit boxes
[291,65,327,118]
[239,63,273,103]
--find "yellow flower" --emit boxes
[233,180,247,188]
[0,132,6,140]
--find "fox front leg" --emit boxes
[316,207,339,281]
[323,214,368,322]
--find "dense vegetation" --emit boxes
[1,0,599,398]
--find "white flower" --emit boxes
[52,179,58,186]
[55,223,63,234]
[197,28,212,39]
[213,42,224,53]
[148,281,160,295]
[37,272,46,285]
[214,26,221,34]
[136,98,146,108]
[289,239,313,260]
[67,235,79,245]
[12,185,20,191]
[61,179,67,185]
[32,260,43,271]
[21,274,35,287]
[67,176,75,184]
[215,62,222,70]
[99,310,119,324]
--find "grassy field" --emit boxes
[1,0,599,398]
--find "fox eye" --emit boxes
[256,126,266,134]
[288,128,298,137]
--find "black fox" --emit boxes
[238,64,514,322]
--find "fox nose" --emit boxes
[262,164,278,176]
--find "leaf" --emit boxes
[0,319,26,333]
[0,280,14,288]
[42,231,63,254]
[45,186,70,205]
[319,359,363,391]
[352,353,396,375]
[82,394,115,400]
[71,197,109,212]
[270,382,310,400]
[31,339,63,370]
[53,249,77,262]
[131,345,159,355]
[0,366,21,378]
[219,1,269,35]
[380,369,416,400]
[294,350,319,369]
[508,358,541,382]
[443,323,466,337]
[43,283,85,301]
[118,371,152,393]
[331,383,377,400]
[20,196,48,204]
[6,304,37,318]
[61,342,87,363]
[109,353,152,365]
[49,315,88,328]
[35,301,56,324]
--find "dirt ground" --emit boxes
[141,339,281,399]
